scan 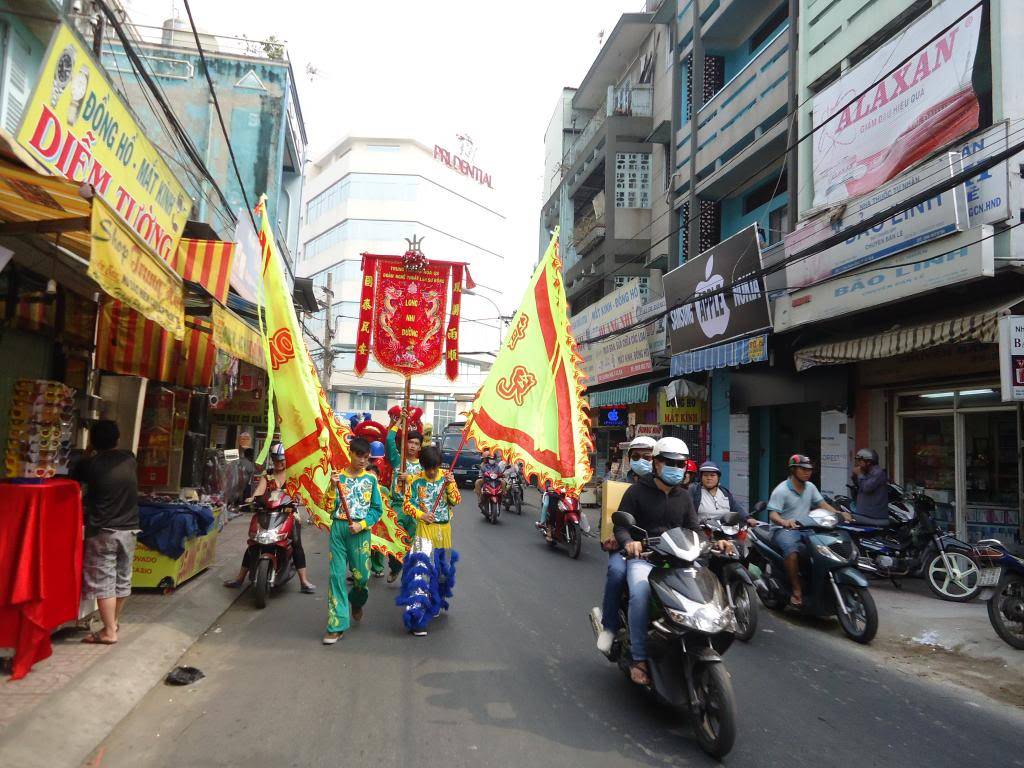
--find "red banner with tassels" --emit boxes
[445,264,464,381]
[354,255,376,375]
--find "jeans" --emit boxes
[601,552,627,632]
[626,558,655,661]
[772,528,805,558]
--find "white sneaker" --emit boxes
[596,629,614,655]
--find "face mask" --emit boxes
[630,458,652,476]
[659,465,685,486]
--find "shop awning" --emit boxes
[171,239,237,304]
[793,302,1021,371]
[0,158,91,258]
[587,383,649,406]
[670,334,768,376]
[211,303,265,369]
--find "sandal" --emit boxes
[629,662,650,686]
[81,632,117,645]
[789,595,803,608]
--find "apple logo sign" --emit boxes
[694,255,730,339]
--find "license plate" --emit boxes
[454,469,467,475]
[978,567,1003,587]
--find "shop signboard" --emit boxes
[820,411,853,498]
[958,121,1013,226]
[663,224,770,355]
[89,200,185,339]
[774,225,995,331]
[636,294,667,355]
[811,0,983,209]
[786,152,968,289]
[998,315,1024,401]
[582,328,652,386]
[658,391,703,426]
[728,414,749,508]
[212,304,265,369]
[570,278,645,342]
[634,424,662,438]
[17,23,190,261]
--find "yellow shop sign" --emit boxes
[212,303,265,369]
[17,23,191,261]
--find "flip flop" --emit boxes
[81,632,117,645]
[630,663,650,686]
[789,596,803,608]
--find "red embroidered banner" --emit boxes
[373,259,451,376]
[354,255,376,375]
[445,264,464,381]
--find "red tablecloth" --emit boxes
[0,479,83,679]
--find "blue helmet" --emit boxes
[369,440,386,459]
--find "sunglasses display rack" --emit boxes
[5,379,75,479]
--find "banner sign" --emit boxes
[570,278,645,342]
[999,315,1024,402]
[774,225,995,331]
[658,391,703,426]
[583,328,652,386]
[354,252,472,380]
[89,200,184,339]
[212,303,265,369]
[634,424,662,438]
[959,121,1013,226]
[17,23,190,260]
[811,0,982,209]
[664,224,769,355]
[786,152,968,289]
[636,294,667,355]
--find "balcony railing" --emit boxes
[563,85,654,170]
[573,213,607,256]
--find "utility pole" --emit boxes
[321,271,335,394]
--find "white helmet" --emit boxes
[628,435,657,451]
[652,436,689,461]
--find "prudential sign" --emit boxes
[663,225,770,355]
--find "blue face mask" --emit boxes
[630,458,652,476]
[659,465,686,486]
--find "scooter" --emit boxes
[479,468,503,524]
[703,514,758,642]
[503,469,524,515]
[536,488,583,558]
[829,484,984,602]
[746,503,878,643]
[245,490,297,609]
[594,510,739,759]
[975,539,1024,649]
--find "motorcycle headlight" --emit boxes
[663,598,733,634]
[815,543,844,562]
[255,526,283,544]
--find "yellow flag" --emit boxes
[467,230,593,491]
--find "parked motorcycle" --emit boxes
[478,468,503,524]
[536,488,583,558]
[503,469,524,515]
[593,510,738,759]
[976,538,1024,649]
[245,490,297,609]
[747,503,878,643]
[829,483,984,602]
[703,514,758,642]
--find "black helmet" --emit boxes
[855,448,878,464]
[788,454,814,470]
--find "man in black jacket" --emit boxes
[613,436,700,686]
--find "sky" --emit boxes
[125,0,638,316]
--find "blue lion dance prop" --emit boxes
[395,538,459,634]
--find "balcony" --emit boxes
[676,25,789,197]
[573,213,606,257]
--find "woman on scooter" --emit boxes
[224,443,317,593]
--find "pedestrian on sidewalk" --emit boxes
[324,438,384,645]
[71,420,139,645]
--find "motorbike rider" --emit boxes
[476,450,503,509]
[851,448,889,521]
[594,435,656,654]
[224,442,316,593]
[614,437,729,685]
[766,455,847,607]
[690,460,751,525]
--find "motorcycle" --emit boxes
[479,468,503,524]
[975,539,1024,649]
[536,488,583,558]
[829,483,985,602]
[502,470,524,515]
[245,490,297,609]
[594,510,738,759]
[746,503,878,643]
[702,514,758,642]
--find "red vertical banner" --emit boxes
[354,255,376,375]
[445,264,463,381]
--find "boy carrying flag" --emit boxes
[373,409,423,581]
[324,437,383,645]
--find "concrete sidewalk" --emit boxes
[0,512,254,768]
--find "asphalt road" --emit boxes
[97,491,1023,767]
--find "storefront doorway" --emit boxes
[896,387,1021,543]
[749,402,821,503]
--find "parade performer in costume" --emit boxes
[382,409,423,581]
[323,438,383,645]
[396,446,460,636]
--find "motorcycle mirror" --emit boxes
[612,510,636,528]
[720,512,741,526]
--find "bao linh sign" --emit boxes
[433,145,493,188]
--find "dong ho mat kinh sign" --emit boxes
[17,23,191,260]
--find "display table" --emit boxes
[0,479,83,679]
[131,506,222,590]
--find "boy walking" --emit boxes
[324,438,383,645]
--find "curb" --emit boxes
[0,570,244,768]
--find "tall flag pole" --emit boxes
[466,229,593,492]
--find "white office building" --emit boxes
[297,136,508,432]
